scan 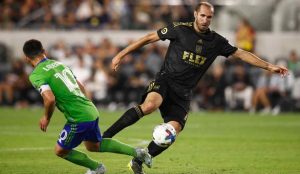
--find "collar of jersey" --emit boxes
[37,58,48,65]
[34,58,48,69]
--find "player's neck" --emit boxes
[32,55,47,67]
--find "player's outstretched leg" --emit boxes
[99,138,152,167]
[129,121,181,174]
[102,105,144,138]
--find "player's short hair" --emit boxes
[23,39,44,59]
[195,2,214,13]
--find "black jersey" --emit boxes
[156,22,237,99]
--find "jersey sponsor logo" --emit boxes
[58,129,68,144]
[182,51,207,67]
[161,28,168,34]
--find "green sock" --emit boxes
[64,150,99,170]
[100,138,136,157]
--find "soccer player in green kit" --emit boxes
[23,39,152,174]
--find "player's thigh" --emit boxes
[160,96,189,132]
[83,118,102,152]
[57,124,83,150]
[57,119,101,151]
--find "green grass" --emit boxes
[0,107,300,174]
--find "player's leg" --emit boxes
[130,96,188,173]
[55,144,100,171]
[56,122,103,172]
[84,119,152,167]
[84,139,152,167]
[103,92,163,138]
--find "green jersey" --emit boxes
[29,59,98,123]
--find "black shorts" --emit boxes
[141,76,190,129]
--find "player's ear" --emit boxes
[194,11,197,19]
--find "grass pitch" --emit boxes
[0,107,299,174]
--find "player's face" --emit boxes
[194,6,214,32]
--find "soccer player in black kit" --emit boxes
[103,2,289,174]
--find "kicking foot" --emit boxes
[85,164,106,174]
[135,148,152,168]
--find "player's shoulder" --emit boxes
[209,30,228,41]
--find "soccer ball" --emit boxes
[152,123,177,147]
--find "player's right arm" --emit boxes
[112,32,160,71]
[40,89,56,132]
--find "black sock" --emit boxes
[134,141,169,165]
[103,106,144,138]
[147,141,169,157]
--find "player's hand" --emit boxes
[111,56,122,71]
[268,65,289,77]
[39,116,50,132]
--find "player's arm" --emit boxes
[40,89,56,132]
[112,32,160,71]
[232,48,289,76]
[77,80,87,97]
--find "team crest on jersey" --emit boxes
[161,28,168,34]
[196,39,203,54]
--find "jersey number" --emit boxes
[54,69,84,97]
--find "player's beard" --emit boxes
[195,17,209,32]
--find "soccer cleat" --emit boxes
[128,159,145,174]
[85,164,106,174]
[135,148,152,168]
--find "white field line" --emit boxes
[0,147,53,152]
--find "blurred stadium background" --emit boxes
[1,0,300,114]
[0,0,300,114]
[1,0,300,174]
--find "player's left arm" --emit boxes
[40,89,56,132]
[77,80,87,97]
[232,48,289,77]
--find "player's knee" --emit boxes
[55,148,68,158]
[141,102,157,114]
[171,122,183,134]
[54,145,70,158]
[85,145,99,152]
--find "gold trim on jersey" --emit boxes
[173,22,193,28]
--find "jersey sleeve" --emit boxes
[219,37,238,57]
[157,24,178,41]
[29,73,48,92]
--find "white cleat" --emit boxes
[85,164,106,174]
[135,148,152,168]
